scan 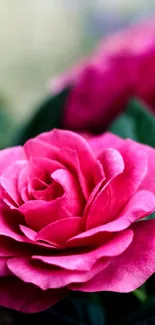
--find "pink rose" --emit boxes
[50,19,155,130]
[1,129,155,313]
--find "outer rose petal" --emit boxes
[0,146,26,175]
[33,229,133,271]
[7,257,110,290]
[0,277,68,313]
[117,139,155,195]
[135,143,155,195]
[0,161,27,206]
[102,136,155,195]
[0,206,27,243]
[67,190,155,248]
[88,133,155,196]
[87,132,125,157]
[86,143,148,229]
[70,219,155,292]
[24,137,59,160]
[0,236,31,257]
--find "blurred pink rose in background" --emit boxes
[49,19,155,131]
[1,129,155,312]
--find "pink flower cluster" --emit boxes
[0,129,155,313]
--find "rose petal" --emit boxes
[0,205,27,243]
[20,199,71,231]
[0,147,26,175]
[29,157,64,178]
[51,168,85,216]
[25,139,87,200]
[18,165,29,202]
[0,277,67,313]
[89,135,155,197]
[0,236,30,257]
[138,143,155,195]
[59,148,95,199]
[98,148,125,180]
[7,257,110,290]
[25,130,104,198]
[67,190,155,248]
[36,217,82,246]
[30,180,63,202]
[70,219,155,292]
[20,225,60,249]
[28,157,64,191]
[0,161,27,207]
[0,257,11,276]
[114,189,155,225]
[82,180,105,224]
[0,206,53,250]
[83,148,125,227]
[21,186,29,202]
[33,229,133,271]
[86,141,148,229]
[87,132,124,157]
[106,137,155,196]
[19,225,37,241]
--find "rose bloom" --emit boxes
[50,19,155,131]
[1,129,155,313]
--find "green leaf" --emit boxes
[99,291,141,325]
[116,297,155,325]
[0,99,14,149]
[133,288,148,303]
[109,99,155,148]
[12,87,71,146]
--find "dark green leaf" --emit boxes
[109,99,155,147]
[0,307,13,325]
[12,87,71,146]
[116,297,155,325]
[99,291,140,325]
[0,99,14,149]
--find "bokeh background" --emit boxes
[0,0,155,134]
